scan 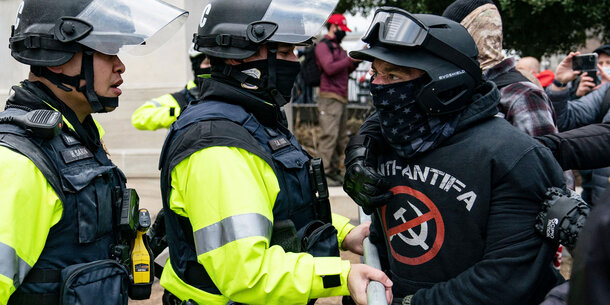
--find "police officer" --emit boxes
[131,46,211,131]
[344,7,565,304]
[158,0,392,304]
[0,0,186,303]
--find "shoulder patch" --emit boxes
[268,136,290,152]
[61,133,80,146]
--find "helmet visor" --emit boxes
[362,7,428,47]
[75,0,188,55]
[262,0,339,44]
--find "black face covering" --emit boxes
[194,67,211,78]
[214,59,300,104]
[275,59,301,102]
[335,30,346,43]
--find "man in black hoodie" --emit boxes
[345,7,565,304]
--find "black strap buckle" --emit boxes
[216,34,232,46]
[24,35,41,49]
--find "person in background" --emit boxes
[566,44,610,99]
[131,46,211,130]
[441,0,558,138]
[0,0,186,303]
[516,56,543,88]
[546,51,610,206]
[315,13,361,186]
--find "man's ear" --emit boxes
[46,65,63,74]
[227,58,244,65]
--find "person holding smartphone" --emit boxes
[565,48,610,98]
[547,51,610,206]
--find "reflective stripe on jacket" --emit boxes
[159,100,353,304]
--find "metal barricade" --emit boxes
[359,208,389,305]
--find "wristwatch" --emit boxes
[552,79,568,88]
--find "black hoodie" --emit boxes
[363,81,565,305]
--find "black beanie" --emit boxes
[442,0,495,23]
[594,44,610,56]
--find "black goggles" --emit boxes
[362,7,482,82]
[362,7,429,47]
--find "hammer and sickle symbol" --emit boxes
[389,201,429,250]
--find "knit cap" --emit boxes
[442,0,494,23]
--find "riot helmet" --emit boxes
[9,0,187,112]
[193,0,338,107]
[350,7,483,116]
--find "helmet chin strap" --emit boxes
[79,50,118,113]
[265,43,289,107]
[32,50,118,113]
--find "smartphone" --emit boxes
[573,53,600,85]
[572,53,598,71]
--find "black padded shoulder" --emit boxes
[163,119,275,176]
[0,132,66,203]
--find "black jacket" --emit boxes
[567,186,610,305]
[535,123,610,170]
[362,81,565,305]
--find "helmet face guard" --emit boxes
[361,7,481,84]
[10,0,187,113]
[194,0,338,59]
[72,0,188,55]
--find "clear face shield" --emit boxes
[261,0,339,44]
[75,0,188,55]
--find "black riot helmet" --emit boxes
[193,0,338,107]
[9,0,187,112]
[350,7,483,116]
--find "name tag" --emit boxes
[61,146,94,163]
[268,137,290,151]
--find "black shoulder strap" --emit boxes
[170,90,189,113]
[492,69,531,89]
[0,133,66,203]
[600,86,610,123]
[160,119,277,210]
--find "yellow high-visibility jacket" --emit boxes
[160,146,356,304]
[0,118,105,303]
[131,80,197,130]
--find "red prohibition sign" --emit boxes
[381,185,445,265]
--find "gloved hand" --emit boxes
[343,135,392,215]
[535,187,590,250]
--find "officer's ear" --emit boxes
[47,65,64,74]
[226,58,245,65]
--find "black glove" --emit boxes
[343,135,392,215]
[535,187,590,250]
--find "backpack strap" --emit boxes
[0,133,66,204]
[492,69,531,89]
[320,38,335,55]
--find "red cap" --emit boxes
[536,70,555,88]
[327,14,352,32]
